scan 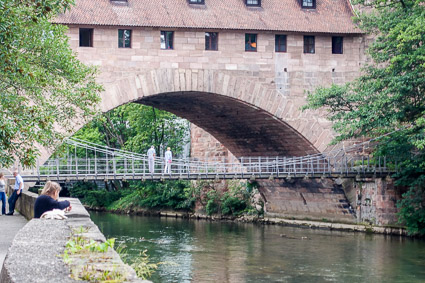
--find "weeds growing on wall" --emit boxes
[117,246,161,280]
[193,179,260,216]
[63,227,128,282]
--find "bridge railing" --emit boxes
[33,152,396,181]
[18,137,398,181]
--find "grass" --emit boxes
[63,227,127,282]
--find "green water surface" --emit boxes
[90,212,425,283]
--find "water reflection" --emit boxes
[90,212,425,283]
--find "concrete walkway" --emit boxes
[0,211,27,268]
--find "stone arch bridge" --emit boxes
[63,35,364,223]
[100,68,327,158]
[36,0,372,222]
[54,29,365,163]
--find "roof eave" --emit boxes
[55,22,364,35]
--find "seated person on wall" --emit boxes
[34,181,72,219]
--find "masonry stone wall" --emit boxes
[44,25,394,224]
[258,178,357,223]
[57,25,378,223]
[6,186,37,220]
[346,178,401,226]
[56,26,366,162]
[191,124,236,161]
[1,188,147,283]
[252,177,402,225]
[69,27,363,84]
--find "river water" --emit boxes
[90,212,425,283]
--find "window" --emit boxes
[332,36,343,54]
[111,0,128,5]
[246,0,261,6]
[275,35,287,52]
[79,28,93,47]
[245,34,257,52]
[302,0,316,8]
[189,0,204,4]
[118,29,131,48]
[205,32,218,51]
[160,31,174,50]
[303,36,315,54]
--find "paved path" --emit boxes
[0,208,27,268]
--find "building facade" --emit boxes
[56,0,365,160]
[52,0,385,223]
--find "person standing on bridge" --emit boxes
[34,181,72,218]
[147,145,156,174]
[6,171,24,216]
[164,147,172,174]
[0,173,7,216]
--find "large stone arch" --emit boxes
[100,68,335,157]
[27,68,336,167]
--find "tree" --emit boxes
[74,103,190,157]
[303,0,425,234]
[0,0,102,168]
[123,104,190,157]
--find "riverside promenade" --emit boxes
[0,212,27,268]
[1,189,148,283]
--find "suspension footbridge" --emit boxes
[15,138,397,182]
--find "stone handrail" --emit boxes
[1,187,149,283]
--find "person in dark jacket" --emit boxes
[34,181,72,218]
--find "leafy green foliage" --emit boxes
[69,181,123,208]
[221,181,251,216]
[304,0,425,142]
[72,179,254,217]
[73,103,189,157]
[303,0,425,234]
[68,181,98,199]
[0,0,102,168]
[137,181,191,209]
[109,189,144,211]
[397,186,425,235]
[221,192,248,216]
[197,180,253,216]
[65,236,115,254]
[110,180,193,211]
[124,249,159,280]
[85,190,123,208]
[205,190,219,215]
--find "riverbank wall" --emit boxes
[342,177,401,225]
[257,177,401,226]
[1,187,148,283]
[89,204,408,236]
[258,178,356,223]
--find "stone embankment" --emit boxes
[1,189,150,283]
[89,207,408,236]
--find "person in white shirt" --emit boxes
[6,171,24,215]
[164,147,172,174]
[147,145,156,174]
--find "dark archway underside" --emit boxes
[137,91,319,157]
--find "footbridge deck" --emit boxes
[15,139,396,182]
